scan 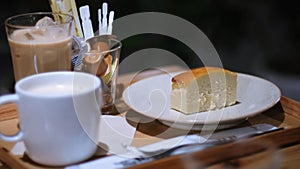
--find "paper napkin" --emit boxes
[11,115,137,156]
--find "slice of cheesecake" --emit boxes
[171,67,237,114]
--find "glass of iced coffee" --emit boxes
[5,12,73,81]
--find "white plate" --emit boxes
[122,72,281,130]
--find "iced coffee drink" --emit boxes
[5,13,73,81]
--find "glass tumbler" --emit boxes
[76,35,122,115]
[5,12,73,82]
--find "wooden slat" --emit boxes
[280,96,300,119]
[125,127,300,169]
[0,103,18,122]
[280,144,300,169]
[0,147,29,169]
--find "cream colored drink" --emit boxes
[8,28,72,81]
[5,13,73,82]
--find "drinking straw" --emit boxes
[98,9,102,35]
[107,11,114,35]
[102,3,108,29]
[101,2,108,34]
[79,5,94,40]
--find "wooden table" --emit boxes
[0,65,300,169]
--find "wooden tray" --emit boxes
[1,66,300,169]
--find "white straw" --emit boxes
[98,8,102,35]
[101,2,108,34]
[107,11,114,35]
[79,5,94,40]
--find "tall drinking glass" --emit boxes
[5,12,73,82]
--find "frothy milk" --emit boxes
[8,27,72,81]
[28,83,89,96]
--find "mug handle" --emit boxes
[0,94,24,142]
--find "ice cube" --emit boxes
[24,32,34,40]
[35,16,56,27]
[30,28,45,36]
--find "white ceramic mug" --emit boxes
[0,71,102,166]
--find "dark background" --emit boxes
[0,0,299,101]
